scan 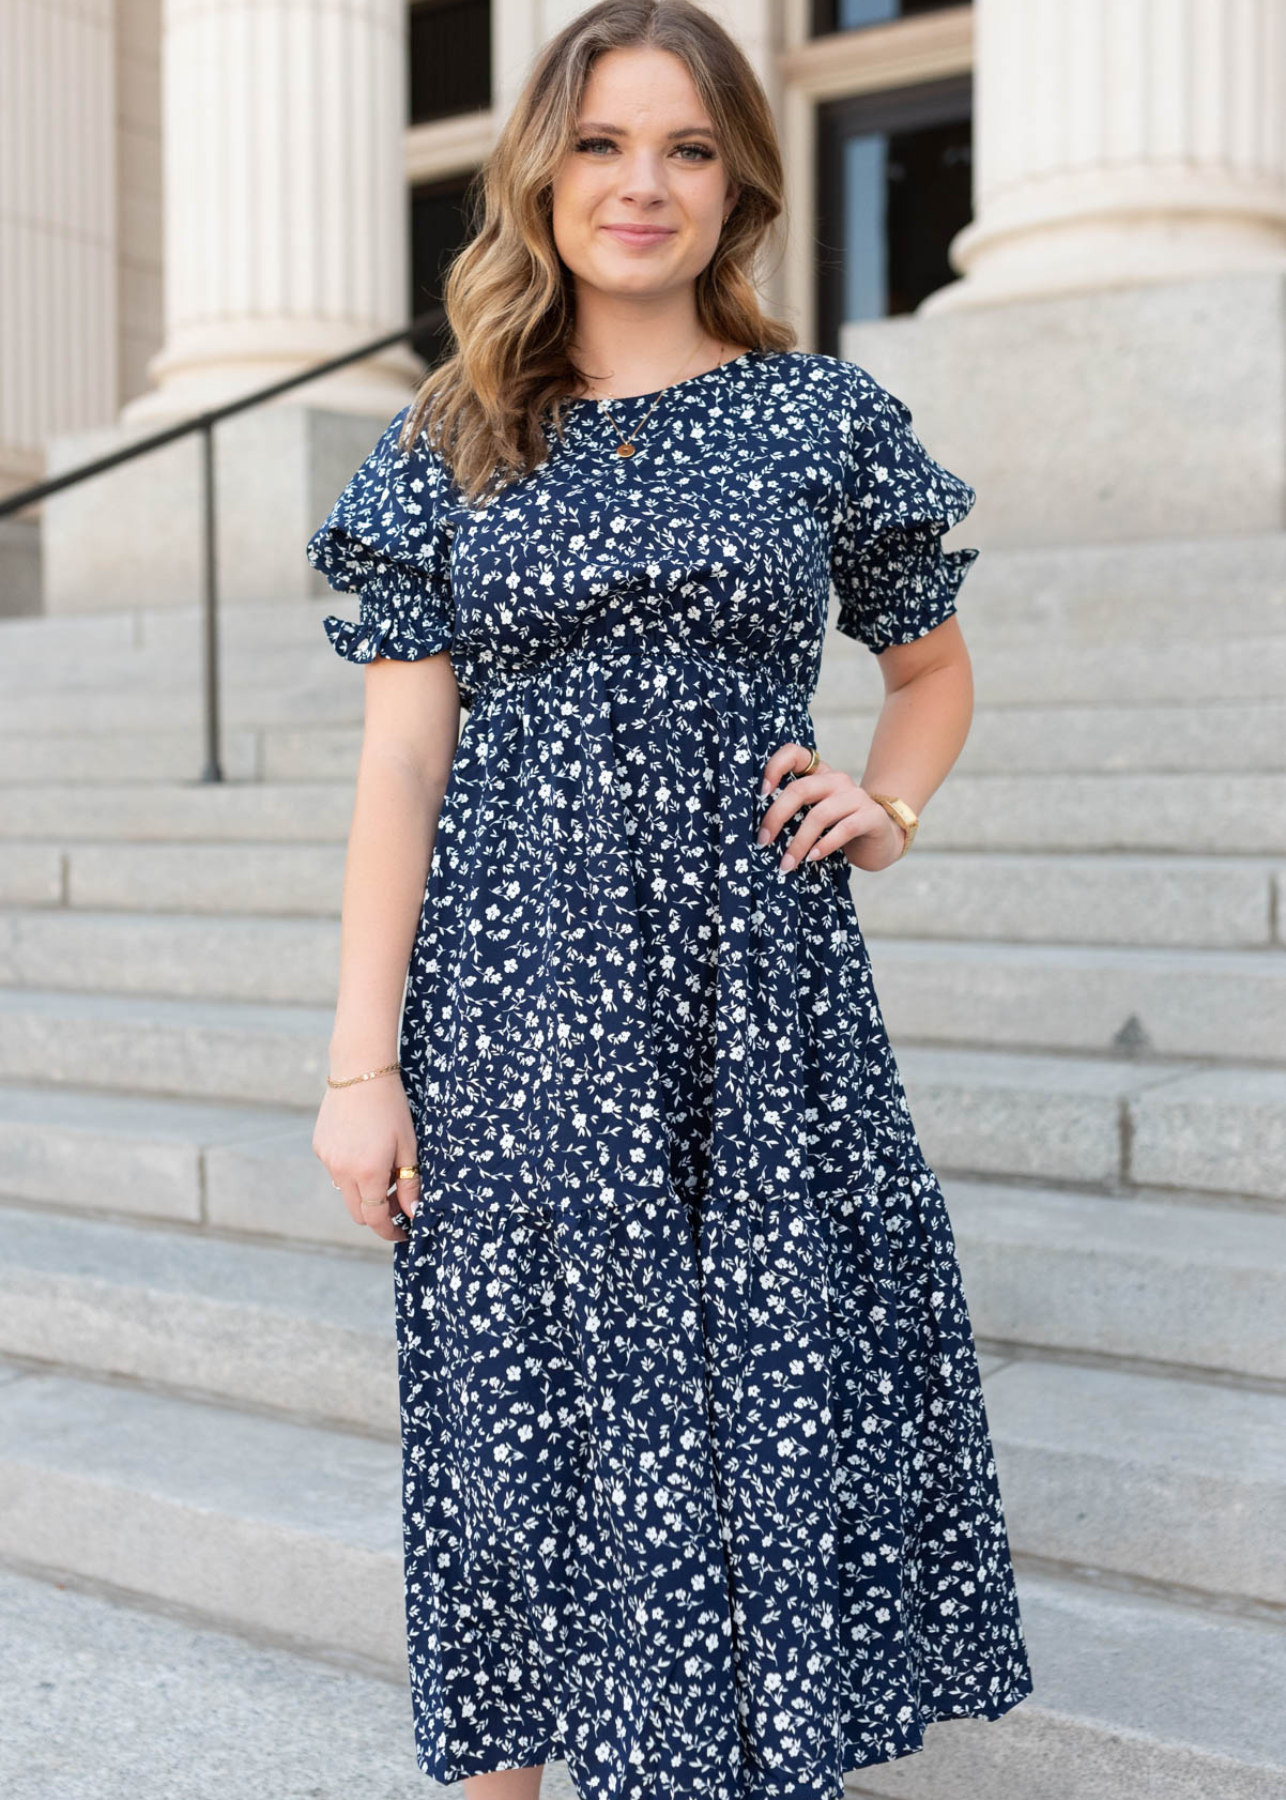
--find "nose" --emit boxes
[610,148,671,206]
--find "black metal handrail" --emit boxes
[0,304,447,782]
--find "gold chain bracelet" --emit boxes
[326,1060,402,1089]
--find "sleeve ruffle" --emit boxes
[307,404,456,666]
[830,374,978,654]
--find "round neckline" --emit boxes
[561,346,763,408]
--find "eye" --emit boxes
[574,136,717,162]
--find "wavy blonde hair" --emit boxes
[398,0,796,505]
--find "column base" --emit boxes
[41,403,406,613]
[843,270,1286,549]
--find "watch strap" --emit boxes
[868,793,919,856]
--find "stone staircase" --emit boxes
[0,535,1284,1799]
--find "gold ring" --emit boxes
[800,746,820,775]
[360,1197,391,1212]
[396,1164,420,1180]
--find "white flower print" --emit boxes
[305,348,1032,1799]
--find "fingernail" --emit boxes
[756,827,769,845]
[779,854,796,872]
[806,846,822,861]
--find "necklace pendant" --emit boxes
[616,441,635,458]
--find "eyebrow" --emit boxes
[577,121,718,140]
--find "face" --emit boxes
[550,46,741,304]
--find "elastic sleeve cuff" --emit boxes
[835,522,978,653]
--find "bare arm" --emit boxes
[850,613,974,867]
[313,649,461,1242]
[757,614,974,872]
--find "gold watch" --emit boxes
[868,793,919,857]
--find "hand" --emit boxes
[313,1074,422,1245]
[757,742,907,874]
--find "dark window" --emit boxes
[815,75,971,352]
[812,0,957,31]
[409,173,478,364]
[409,0,490,125]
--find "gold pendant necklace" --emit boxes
[596,341,726,458]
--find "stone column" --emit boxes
[0,0,117,611]
[122,0,419,424]
[926,0,1286,311]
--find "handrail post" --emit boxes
[0,305,445,787]
[198,416,223,782]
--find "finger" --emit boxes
[759,741,823,798]
[393,1154,422,1220]
[799,806,871,864]
[757,768,841,845]
[359,1188,407,1245]
[331,1173,369,1233]
[777,792,861,866]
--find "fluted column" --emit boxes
[927,0,1286,311]
[123,0,419,423]
[0,0,117,474]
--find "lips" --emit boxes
[601,226,675,244]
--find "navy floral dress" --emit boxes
[307,348,1033,1800]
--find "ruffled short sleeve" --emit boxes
[306,403,456,666]
[829,368,978,654]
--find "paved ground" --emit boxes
[0,1564,580,1800]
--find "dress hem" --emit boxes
[410,1667,1035,1795]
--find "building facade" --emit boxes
[6,0,1286,610]
[2,10,1286,1792]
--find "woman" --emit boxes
[309,3,1033,1797]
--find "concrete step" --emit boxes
[0,989,329,1108]
[3,1177,1283,1451]
[4,1352,1285,1799]
[947,1179,1286,1380]
[0,604,347,697]
[0,905,341,1005]
[3,1562,1282,1800]
[867,936,1286,1061]
[0,1080,365,1244]
[933,528,1286,647]
[818,699,1286,776]
[0,674,364,736]
[0,779,351,843]
[2,1011,1281,1202]
[851,851,1284,950]
[0,729,261,785]
[0,837,349,914]
[3,605,1286,716]
[2,905,1283,1058]
[817,629,1286,709]
[0,723,363,788]
[0,1363,403,1666]
[0,639,344,702]
[0,1560,571,1800]
[921,771,1286,852]
[986,1357,1286,1607]
[4,529,1285,671]
[896,1046,1286,1204]
[6,841,1282,953]
[0,1203,396,1431]
[5,692,1283,783]
[1,770,1283,854]
[849,1568,1286,1800]
[2,602,1283,711]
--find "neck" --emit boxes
[567,308,726,401]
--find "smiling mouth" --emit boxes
[602,226,676,241]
